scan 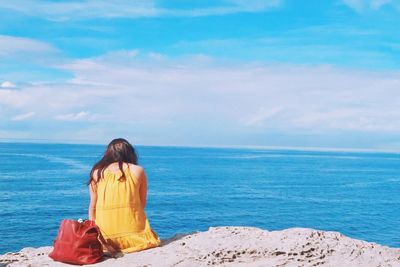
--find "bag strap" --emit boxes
[97,229,119,258]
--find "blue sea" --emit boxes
[0,142,400,254]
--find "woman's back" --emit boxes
[94,163,160,253]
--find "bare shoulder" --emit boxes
[128,164,146,180]
[91,168,100,182]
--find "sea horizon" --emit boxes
[1,139,400,155]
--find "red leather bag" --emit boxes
[49,219,104,265]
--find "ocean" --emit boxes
[0,142,399,254]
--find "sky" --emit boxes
[1,0,400,150]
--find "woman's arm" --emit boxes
[88,170,98,220]
[139,167,148,209]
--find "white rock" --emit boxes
[1,227,399,267]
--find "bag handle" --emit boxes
[97,231,119,258]
[82,220,120,257]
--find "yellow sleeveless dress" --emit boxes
[95,165,161,253]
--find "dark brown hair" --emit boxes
[87,138,138,185]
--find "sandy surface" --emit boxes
[1,226,399,267]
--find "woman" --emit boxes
[87,138,161,254]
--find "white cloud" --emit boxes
[0,35,61,75]
[342,0,366,11]
[0,0,281,20]
[370,0,393,9]
[0,0,157,20]
[54,111,90,121]
[166,0,281,17]
[241,107,283,126]
[0,81,16,88]
[0,35,57,58]
[227,0,281,9]
[147,52,167,61]
[11,112,35,121]
[341,0,394,12]
[2,51,400,145]
[0,89,30,107]
[172,36,395,69]
[63,55,400,133]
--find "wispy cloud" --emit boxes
[54,111,90,121]
[11,112,35,121]
[241,107,283,127]
[0,0,281,20]
[341,0,395,12]
[0,81,16,88]
[0,35,63,81]
[0,88,30,107]
[171,34,400,69]
[56,54,400,134]
[2,51,400,145]
[0,0,157,20]
[0,35,57,58]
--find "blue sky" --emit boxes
[1,0,400,150]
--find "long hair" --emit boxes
[87,138,138,185]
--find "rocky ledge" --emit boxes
[1,227,399,267]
